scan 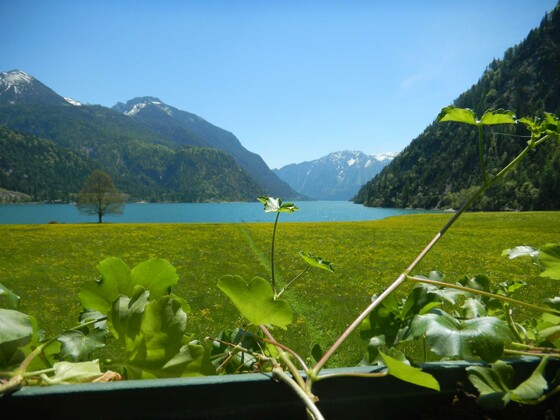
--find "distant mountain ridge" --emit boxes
[355,4,560,211]
[274,150,396,200]
[0,71,299,202]
[112,97,296,198]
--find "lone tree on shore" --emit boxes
[76,170,126,223]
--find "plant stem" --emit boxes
[0,341,49,394]
[529,385,560,405]
[272,367,324,420]
[259,325,308,391]
[407,276,560,316]
[313,370,387,382]
[511,342,560,354]
[276,266,310,299]
[504,349,560,358]
[478,125,488,185]
[406,275,560,316]
[313,196,472,374]
[259,337,310,372]
[23,367,55,378]
[312,136,549,376]
[271,212,280,296]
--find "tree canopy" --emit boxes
[76,170,127,223]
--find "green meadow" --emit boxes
[1,211,559,367]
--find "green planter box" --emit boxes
[2,358,558,419]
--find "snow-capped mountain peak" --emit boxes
[114,96,175,117]
[1,70,33,87]
[0,69,73,106]
[1,70,34,101]
[274,150,397,200]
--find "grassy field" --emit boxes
[1,211,559,367]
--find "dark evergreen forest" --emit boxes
[355,4,560,211]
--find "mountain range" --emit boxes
[273,151,396,200]
[2,3,559,209]
[355,4,560,211]
[0,70,298,202]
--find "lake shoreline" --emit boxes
[0,201,438,225]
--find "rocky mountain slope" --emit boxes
[274,150,396,200]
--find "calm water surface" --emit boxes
[0,201,435,225]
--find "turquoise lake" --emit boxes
[0,201,435,224]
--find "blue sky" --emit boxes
[1,1,557,169]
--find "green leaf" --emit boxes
[79,258,179,314]
[360,292,400,342]
[519,116,540,135]
[437,106,478,125]
[510,357,549,404]
[412,310,513,362]
[217,275,293,329]
[402,283,443,318]
[502,246,539,261]
[479,109,516,125]
[108,286,150,345]
[299,251,334,272]
[78,257,132,314]
[380,351,440,391]
[459,274,491,292]
[467,358,550,409]
[57,329,106,362]
[544,297,560,311]
[79,309,108,330]
[124,296,188,379]
[130,259,179,299]
[0,283,20,309]
[520,113,560,143]
[467,360,514,409]
[258,196,299,213]
[0,308,35,368]
[40,360,105,385]
[538,244,560,280]
[497,279,528,297]
[136,296,187,363]
[437,107,515,127]
[461,298,487,318]
[543,112,560,141]
[0,308,33,347]
[170,293,191,314]
[537,324,560,342]
[162,342,216,377]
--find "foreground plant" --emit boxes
[0,258,214,393]
[212,108,560,417]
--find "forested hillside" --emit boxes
[355,4,560,211]
[113,97,297,199]
[0,126,96,202]
[0,73,296,202]
[0,124,263,203]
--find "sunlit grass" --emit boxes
[1,211,558,367]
